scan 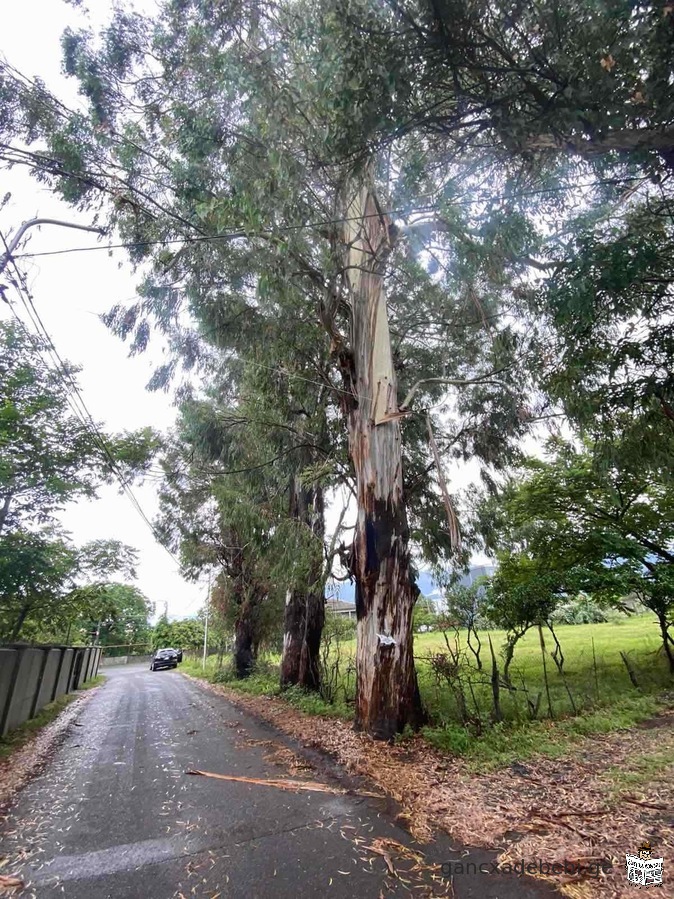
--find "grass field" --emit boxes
[182,614,673,766]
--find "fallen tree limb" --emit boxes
[621,796,668,811]
[185,769,383,798]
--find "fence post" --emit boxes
[29,648,51,718]
[0,647,25,737]
[66,648,79,693]
[51,647,67,703]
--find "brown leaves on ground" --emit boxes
[0,874,24,895]
[0,693,95,814]
[187,676,674,899]
[241,737,315,775]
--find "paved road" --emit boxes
[0,667,558,898]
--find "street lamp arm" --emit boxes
[0,217,107,274]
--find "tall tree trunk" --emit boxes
[339,176,425,739]
[233,596,257,678]
[656,610,674,674]
[226,538,262,679]
[9,600,31,642]
[280,477,325,690]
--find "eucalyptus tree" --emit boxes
[156,383,331,678]
[374,0,674,450]
[0,0,534,735]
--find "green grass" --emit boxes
[0,676,105,761]
[181,658,350,717]
[423,694,664,770]
[604,745,674,793]
[181,616,673,767]
[415,614,670,726]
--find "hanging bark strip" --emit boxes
[425,413,461,551]
[339,174,425,739]
[185,769,382,798]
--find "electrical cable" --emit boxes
[10,173,649,261]
[0,229,191,582]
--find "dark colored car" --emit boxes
[150,648,180,671]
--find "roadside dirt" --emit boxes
[185,676,674,899]
[0,689,99,817]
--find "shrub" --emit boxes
[551,595,622,625]
[423,723,472,755]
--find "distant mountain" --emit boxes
[328,565,496,608]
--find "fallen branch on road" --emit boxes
[185,769,383,798]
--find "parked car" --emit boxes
[150,648,179,671]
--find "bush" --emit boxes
[319,614,356,704]
[551,595,622,625]
[423,723,472,755]
[413,603,440,632]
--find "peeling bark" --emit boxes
[339,175,425,739]
[280,477,325,690]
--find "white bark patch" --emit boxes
[370,291,395,424]
[376,633,396,647]
[345,184,398,426]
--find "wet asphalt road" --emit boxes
[0,666,559,899]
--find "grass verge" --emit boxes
[180,659,350,718]
[423,693,668,770]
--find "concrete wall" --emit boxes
[34,649,62,713]
[0,644,101,738]
[4,649,44,733]
[101,654,152,667]
[52,648,74,702]
[74,648,91,690]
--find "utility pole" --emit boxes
[202,572,212,671]
[0,218,106,276]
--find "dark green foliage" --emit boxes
[0,321,100,534]
[479,438,674,670]
[0,530,76,641]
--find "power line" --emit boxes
[0,229,190,583]
[12,203,441,260]
[1,246,258,623]
[11,174,647,261]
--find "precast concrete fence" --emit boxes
[0,644,102,737]
[100,654,153,667]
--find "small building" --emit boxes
[325,598,356,620]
